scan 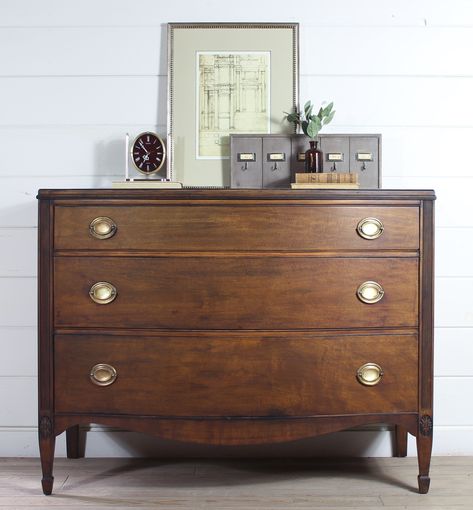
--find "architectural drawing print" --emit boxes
[197,52,270,158]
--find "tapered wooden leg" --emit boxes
[66,425,86,459]
[417,415,433,494]
[394,425,408,457]
[39,417,56,495]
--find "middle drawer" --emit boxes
[54,256,418,329]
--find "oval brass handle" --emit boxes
[89,282,117,304]
[357,281,384,304]
[357,217,384,240]
[357,362,384,386]
[90,363,117,386]
[89,217,117,239]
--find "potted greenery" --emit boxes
[285,101,335,172]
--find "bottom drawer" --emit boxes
[54,333,418,417]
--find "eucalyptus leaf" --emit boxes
[301,120,309,136]
[284,100,335,139]
[322,111,335,125]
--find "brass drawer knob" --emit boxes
[357,281,384,304]
[357,362,384,386]
[89,217,117,239]
[357,217,384,240]
[90,364,117,386]
[89,282,117,304]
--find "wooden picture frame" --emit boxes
[167,23,299,185]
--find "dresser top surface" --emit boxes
[37,188,436,201]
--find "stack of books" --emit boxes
[291,172,359,189]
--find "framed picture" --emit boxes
[167,23,299,185]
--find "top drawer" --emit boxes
[54,204,419,252]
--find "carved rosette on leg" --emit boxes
[417,414,433,494]
[39,415,56,495]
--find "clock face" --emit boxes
[130,132,166,174]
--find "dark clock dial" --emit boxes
[130,132,166,174]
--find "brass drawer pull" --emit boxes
[357,281,384,304]
[357,217,384,240]
[89,282,117,304]
[90,364,117,386]
[357,362,384,386]
[89,217,117,239]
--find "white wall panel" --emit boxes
[436,228,473,277]
[2,75,473,128]
[1,0,472,27]
[302,27,473,77]
[3,26,473,78]
[1,126,472,179]
[435,328,473,377]
[0,176,120,228]
[0,377,36,426]
[302,76,473,128]
[383,176,473,228]
[435,378,473,426]
[0,278,36,327]
[0,328,36,377]
[0,0,471,457]
[0,228,37,276]
[436,277,473,327]
[0,28,164,77]
[0,126,163,177]
[0,77,164,126]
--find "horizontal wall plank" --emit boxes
[436,277,473,327]
[0,425,471,457]
[436,228,473,277]
[0,278,36,327]
[0,77,164,126]
[2,75,473,128]
[435,328,473,377]
[1,0,472,28]
[0,228,37,276]
[0,377,37,426]
[382,176,472,228]
[301,27,473,77]
[0,328,36,377]
[2,26,473,78]
[435,378,473,426]
[0,176,120,228]
[2,126,473,178]
[2,375,470,427]
[0,27,165,77]
[302,76,473,128]
[0,126,163,177]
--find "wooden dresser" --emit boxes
[37,189,435,495]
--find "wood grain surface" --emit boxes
[54,205,420,251]
[54,256,419,329]
[54,333,418,417]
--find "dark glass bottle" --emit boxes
[305,140,323,173]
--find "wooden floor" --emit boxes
[1,457,472,509]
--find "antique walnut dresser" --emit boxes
[37,189,435,495]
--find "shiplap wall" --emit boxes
[1,0,472,457]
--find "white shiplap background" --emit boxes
[1,0,472,457]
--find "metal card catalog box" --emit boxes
[231,133,381,188]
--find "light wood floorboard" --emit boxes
[0,457,472,509]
